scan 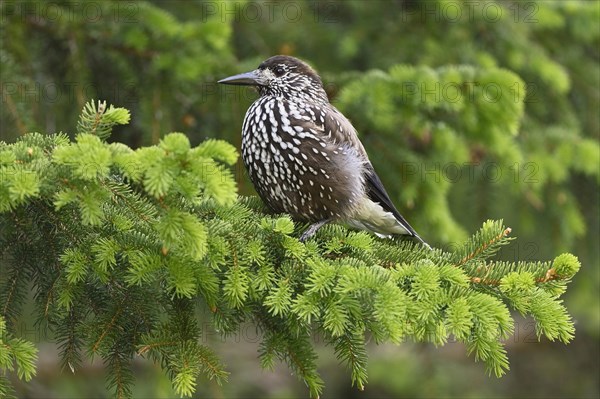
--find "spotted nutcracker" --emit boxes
[219,55,428,247]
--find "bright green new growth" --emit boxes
[0,101,581,398]
[0,317,38,397]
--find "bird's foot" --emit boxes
[299,219,331,242]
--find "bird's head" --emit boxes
[218,55,327,100]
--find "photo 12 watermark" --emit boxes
[399,81,538,105]
[198,1,340,23]
[1,81,140,108]
[399,161,539,184]
[399,0,538,24]
[1,1,139,24]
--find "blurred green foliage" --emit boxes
[1,0,598,398]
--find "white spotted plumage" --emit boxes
[223,55,429,246]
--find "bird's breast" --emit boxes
[241,97,366,222]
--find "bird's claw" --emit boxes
[299,219,331,242]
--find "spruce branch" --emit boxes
[91,302,125,355]
[0,316,38,384]
[0,102,583,397]
[1,268,22,325]
[333,332,368,390]
[56,309,83,374]
[455,223,513,267]
[77,100,131,140]
[137,339,178,356]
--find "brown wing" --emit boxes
[322,106,370,158]
[322,104,423,239]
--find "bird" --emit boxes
[219,55,429,247]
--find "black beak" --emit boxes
[218,70,265,86]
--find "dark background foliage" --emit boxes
[1,0,598,398]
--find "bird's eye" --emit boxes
[274,66,285,77]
